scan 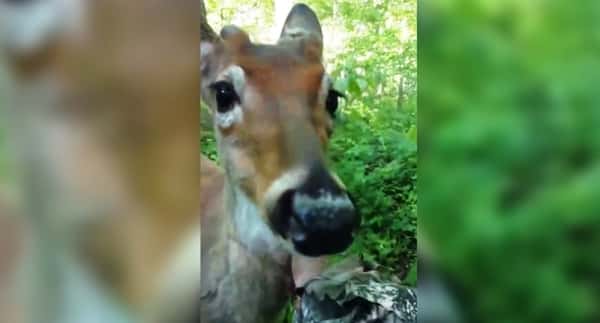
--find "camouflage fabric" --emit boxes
[293,269,417,323]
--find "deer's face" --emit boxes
[201,5,358,257]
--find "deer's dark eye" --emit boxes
[325,89,345,117]
[210,81,239,113]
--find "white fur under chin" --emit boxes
[230,187,291,257]
[228,184,329,289]
[215,104,243,129]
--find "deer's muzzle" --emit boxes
[272,162,359,257]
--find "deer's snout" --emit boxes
[273,163,359,257]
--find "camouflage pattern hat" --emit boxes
[293,265,417,323]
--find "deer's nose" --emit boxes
[288,190,356,256]
[277,163,359,256]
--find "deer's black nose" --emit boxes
[275,163,358,257]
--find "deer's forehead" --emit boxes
[220,45,323,92]
[233,62,324,99]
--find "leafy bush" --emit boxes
[329,98,416,279]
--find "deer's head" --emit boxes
[201,4,359,257]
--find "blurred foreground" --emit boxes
[0,1,200,322]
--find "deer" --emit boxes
[200,4,360,323]
[0,0,201,322]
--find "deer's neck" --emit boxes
[223,181,289,261]
[201,180,292,323]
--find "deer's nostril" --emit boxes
[289,216,307,242]
[271,189,296,238]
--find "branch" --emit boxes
[201,0,219,43]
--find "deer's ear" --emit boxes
[278,4,323,59]
[200,40,221,105]
[220,25,251,54]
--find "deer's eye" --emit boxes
[325,89,345,117]
[210,81,239,113]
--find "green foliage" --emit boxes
[0,100,11,187]
[205,0,275,41]
[202,0,417,282]
[330,99,417,277]
[0,119,6,180]
[200,105,218,162]
[420,0,600,322]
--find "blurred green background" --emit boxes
[0,67,13,198]
[202,0,417,282]
[420,0,600,322]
